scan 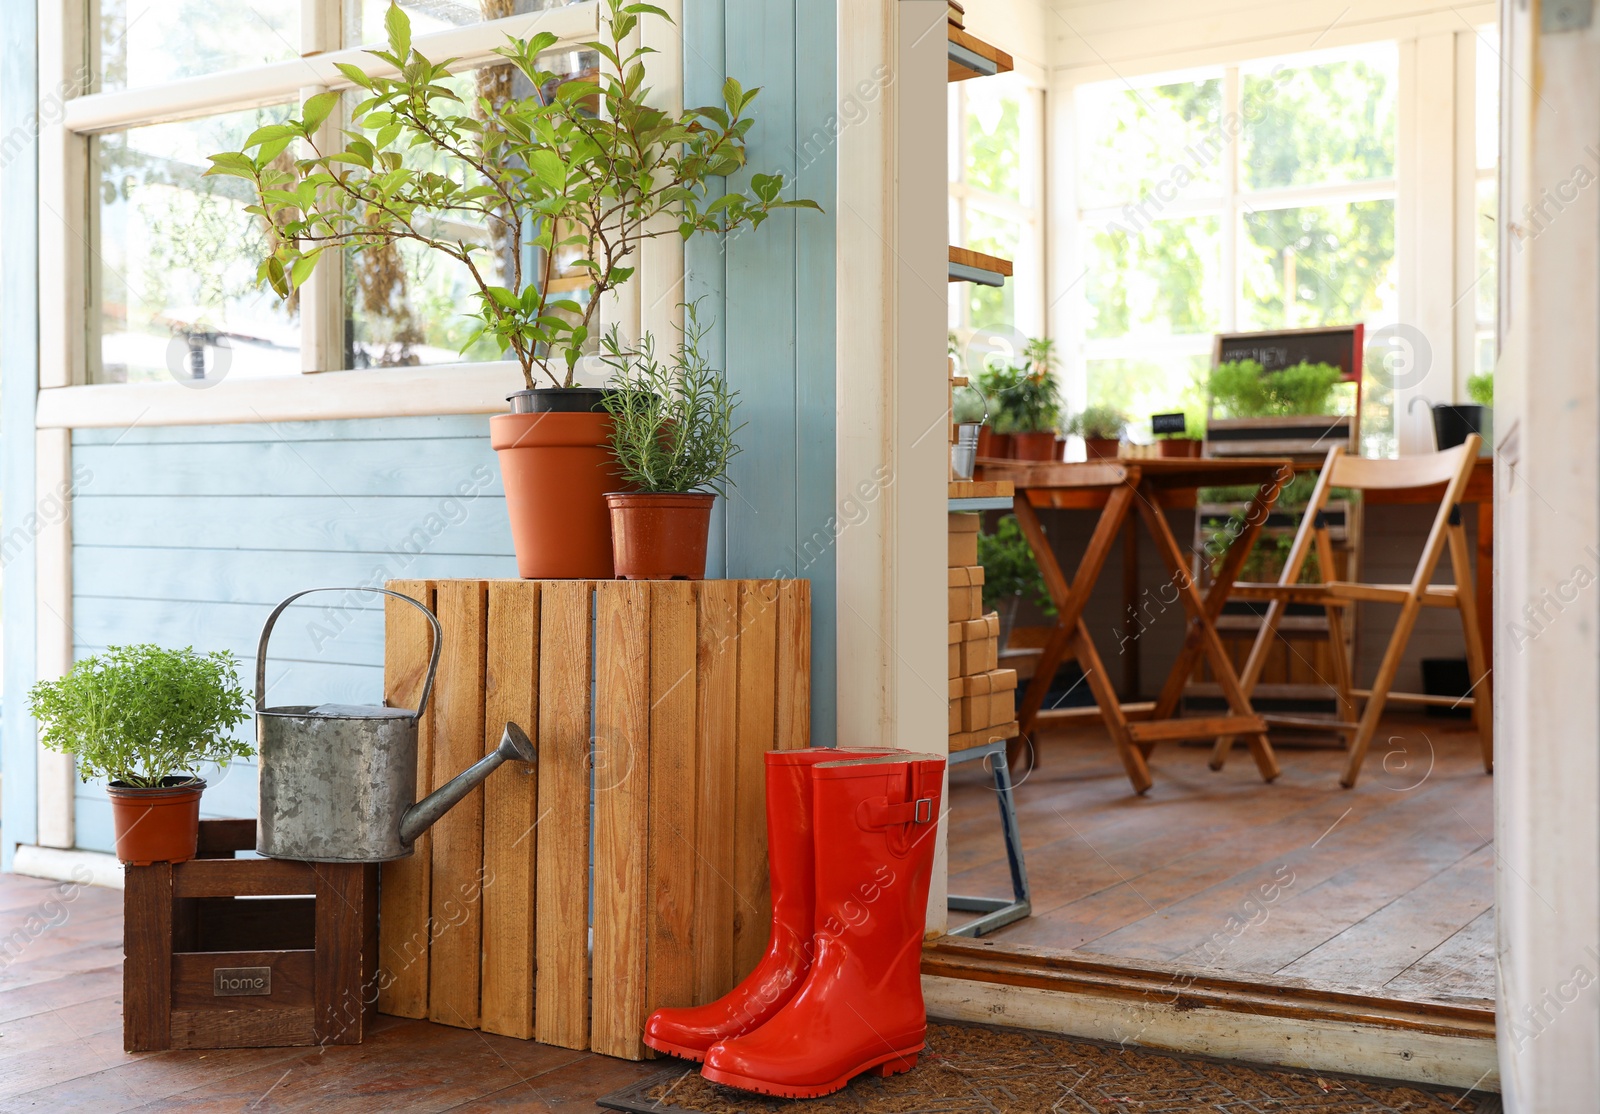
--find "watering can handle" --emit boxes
[255,587,443,717]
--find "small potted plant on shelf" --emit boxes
[209,0,818,579]
[1155,405,1206,457]
[978,515,1056,649]
[600,303,741,579]
[27,645,251,865]
[983,337,1062,460]
[1066,405,1128,461]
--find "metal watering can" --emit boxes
[255,587,537,862]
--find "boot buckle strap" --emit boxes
[860,796,936,829]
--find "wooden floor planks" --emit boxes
[949,713,1496,1007]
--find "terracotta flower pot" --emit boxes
[1158,438,1203,458]
[606,492,716,579]
[1084,437,1121,461]
[1012,431,1061,462]
[975,427,1010,460]
[107,777,205,865]
[491,392,621,579]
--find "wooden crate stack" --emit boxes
[948,513,1020,749]
[377,578,809,1061]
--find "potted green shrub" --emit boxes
[978,516,1057,649]
[209,0,818,579]
[599,303,741,579]
[1065,405,1128,461]
[984,337,1062,460]
[27,645,251,865]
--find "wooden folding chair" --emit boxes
[1218,436,1492,788]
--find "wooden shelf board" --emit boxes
[949,246,1013,287]
[948,25,1013,83]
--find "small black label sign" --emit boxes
[214,966,272,997]
[1151,412,1187,435]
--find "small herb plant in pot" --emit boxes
[1066,406,1128,460]
[27,645,251,865]
[600,304,742,579]
[986,338,1063,460]
[210,0,816,579]
[1431,372,1494,452]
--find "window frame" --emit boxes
[36,0,693,428]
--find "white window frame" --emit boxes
[35,0,686,429]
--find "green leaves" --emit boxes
[599,301,742,495]
[206,0,821,391]
[385,1,412,61]
[27,645,252,787]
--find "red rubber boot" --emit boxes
[642,747,896,1061]
[699,752,946,1098]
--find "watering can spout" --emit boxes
[399,722,537,848]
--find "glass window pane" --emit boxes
[1240,200,1396,331]
[1241,46,1398,191]
[1084,216,1222,340]
[1085,354,1210,432]
[98,1,298,93]
[344,55,597,371]
[964,209,1020,334]
[964,77,1029,204]
[1076,74,1224,211]
[357,0,579,43]
[96,106,301,385]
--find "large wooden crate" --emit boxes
[376,578,810,1060]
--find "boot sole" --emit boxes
[699,1045,922,1098]
[642,1034,709,1063]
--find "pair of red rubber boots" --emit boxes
[643,748,946,1099]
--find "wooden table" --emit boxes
[980,457,1296,794]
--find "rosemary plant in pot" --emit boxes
[27,645,251,864]
[208,1,817,579]
[600,305,740,579]
[1065,405,1128,461]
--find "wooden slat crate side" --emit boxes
[645,581,699,1038]
[428,580,488,1030]
[378,579,436,1019]
[732,581,780,980]
[691,580,741,1003]
[123,862,174,1051]
[312,863,379,1046]
[775,580,811,750]
[479,580,540,1040]
[591,581,652,1059]
[535,580,593,1050]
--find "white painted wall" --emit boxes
[1493,2,1600,1110]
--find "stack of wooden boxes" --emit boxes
[948,513,1019,748]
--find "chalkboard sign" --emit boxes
[1212,324,1365,381]
[1151,412,1187,435]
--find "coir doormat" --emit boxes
[596,1021,1499,1113]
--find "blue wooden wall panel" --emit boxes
[1,0,40,869]
[686,0,837,741]
[68,419,516,853]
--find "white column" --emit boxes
[835,0,949,931]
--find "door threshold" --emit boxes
[922,936,1497,1094]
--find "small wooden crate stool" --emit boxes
[124,819,378,1051]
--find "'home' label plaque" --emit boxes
[213,966,272,996]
